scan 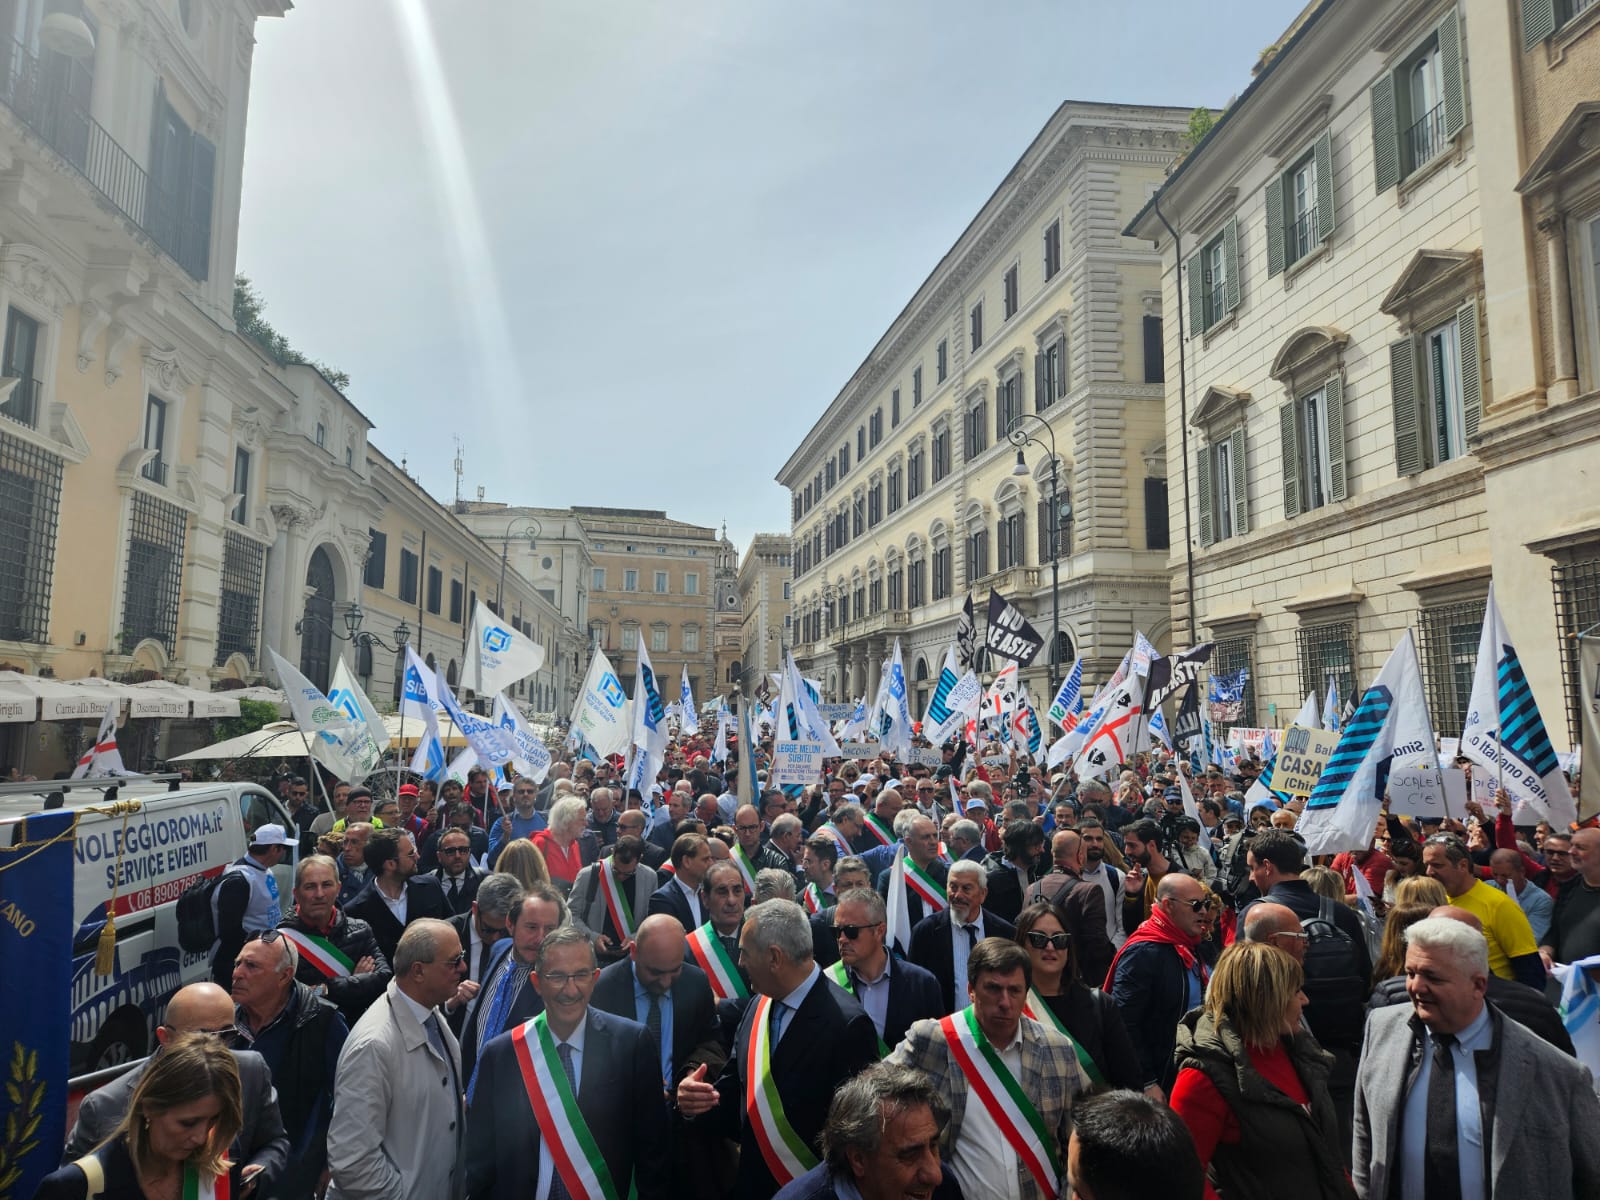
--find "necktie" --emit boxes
[770,1000,788,1045]
[963,923,978,948]
[647,991,663,1043]
[448,879,460,906]
[476,939,493,984]
[424,1011,447,1059]
[1424,1032,1461,1200]
[549,1043,577,1200]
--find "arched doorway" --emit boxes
[300,546,335,693]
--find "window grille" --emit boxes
[215,530,264,666]
[1553,558,1600,747]
[1416,599,1484,739]
[122,491,188,654]
[1212,636,1257,727]
[0,431,61,642]
[1295,621,1356,714]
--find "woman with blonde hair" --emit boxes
[1392,874,1448,910]
[494,836,551,893]
[1170,942,1354,1200]
[34,1034,242,1199]
[1370,902,1439,986]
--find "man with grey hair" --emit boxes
[827,887,942,1051]
[1354,916,1600,1200]
[773,1062,952,1200]
[328,918,465,1200]
[909,858,1016,1014]
[876,812,950,930]
[760,811,808,883]
[677,899,879,1199]
[445,870,522,1031]
[756,865,799,904]
[945,818,986,865]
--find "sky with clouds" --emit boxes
[238,0,1296,554]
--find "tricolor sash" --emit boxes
[818,823,852,858]
[731,844,759,893]
[824,961,889,1057]
[745,995,820,1187]
[904,859,948,912]
[511,1015,623,1200]
[279,927,353,978]
[802,884,835,915]
[862,814,894,847]
[1022,987,1106,1087]
[940,1007,1061,1198]
[686,922,747,999]
[181,1165,230,1200]
[598,856,637,942]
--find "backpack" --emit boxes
[1301,895,1367,1015]
[1214,830,1256,903]
[176,870,229,953]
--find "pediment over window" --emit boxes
[1270,326,1349,384]
[1517,102,1600,196]
[1380,249,1480,320]
[1190,384,1251,432]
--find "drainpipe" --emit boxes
[1153,196,1197,647]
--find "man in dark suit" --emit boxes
[875,815,949,929]
[647,832,713,932]
[827,889,941,1051]
[343,829,448,964]
[909,860,1016,1014]
[431,826,487,916]
[591,914,723,1093]
[617,808,668,870]
[444,871,522,1037]
[462,886,564,1087]
[677,899,880,1199]
[465,926,671,1200]
[984,819,1044,925]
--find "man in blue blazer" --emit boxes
[461,887,563,1086]
[466,926,670,1200]
[828,889,942,1052]
[646,832,713,932]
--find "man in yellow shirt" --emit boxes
[1422,834,1544,990]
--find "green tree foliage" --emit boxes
[233,275,351,390]
[213,698,282,742]
[1184,107,1216,149]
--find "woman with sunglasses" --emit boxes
[35,1035,242,1200]
[1013,902,1143,1090]
[1170,942,1355,1200]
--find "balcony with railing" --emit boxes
[0,40,208,279]
[1404,103,1447,175]
[0,376,40,429]
[139,455,168,486]
[1288,207,1321,265]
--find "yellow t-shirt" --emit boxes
[1449,878,1537,980]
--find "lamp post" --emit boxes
[1007,413,1066,701]
[296,602,411,654]
[492,517,544,612]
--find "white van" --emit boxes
[0,776,298,1077]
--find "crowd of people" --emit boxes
[36,728,1600,1200]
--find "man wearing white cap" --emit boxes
[212,823,294,991]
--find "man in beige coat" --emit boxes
[328,918,467,1200]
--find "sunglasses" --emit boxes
[834,922,883,941]
[1176,897,1218,914]
[1025,931,1071,950]
[439,846,471,855]
[247,929,284,946]
[442,951,468,967]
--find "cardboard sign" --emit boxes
[981,755,1012,769]
[839,742,881,760]
[1275,724,1342,796]
[903,747,944,767]
[1472,767,1540,825]
[817,703,856,720]
[1387,765,1468,819]
[771,741,825,786]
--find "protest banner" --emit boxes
[839,742,880,759]
[771,740,825,786]
[817,703,856,721]
[1275,723,1341,796]
[1386,765,1467,819]
[1227,727,1271,754]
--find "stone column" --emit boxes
[1541,212,1579,404]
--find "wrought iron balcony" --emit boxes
[1404,103,1447,175]
[0,376,40,429]
[140,455,168,486]
[0,40,208,279]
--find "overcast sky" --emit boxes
[239,1,1294,555]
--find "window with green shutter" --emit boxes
[1390,301,1482,476]
[1280,378,1348,517]
[1189,220,1241,335]
[1196,427,1247,545]
[1372,11,1467,194]
[1268,132,1336,277]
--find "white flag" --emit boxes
[880,640,915,758]
[1460,583,1576,828]
[1293,691,1320,730]
[461,600,546,696]
[884,846,913,957]
[268,648,372,779]
[492,693,552,783]
[678,668,700,736]
[1176,767,1210,850]
[1073,675,1146,780]
[71,702,131,778]
[571,648,632,760]
[329,659,390,759]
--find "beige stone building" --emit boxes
[778,101,1192,714]
[1126,0,1600,747]
[738,533,793,693]
[572,507,730,702]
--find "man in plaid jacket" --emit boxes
[886,938,1082,1200]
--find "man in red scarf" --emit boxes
[1106,872,1213,1099]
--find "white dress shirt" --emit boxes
[950,1032,1024,1200]
[378,883,409,925]
[535,1018,589,1200]
[673,875,703,926]
[951,911,986,1011]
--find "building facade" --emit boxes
[573,507,727,701]
[778,102,1192,715]
[738,533,793,693]
[1127,0,1600,747]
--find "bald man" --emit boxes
[1239,902,1307,965]
[65,983,290,1191]
[1025,829,1114,986]
[591,913,723,1093]
[1365,904,1573,1054]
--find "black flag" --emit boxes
[984,588,1044,667]
[1173,682,1202,749]
[955,594,977,669]
[1146,644,1215,710]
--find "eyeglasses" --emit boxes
[247,929,283,946]
[1547,850,1572,858]
[439,846,471,855]
[1176,897,1218,914]
[834,922,883,940]
[1025,931,1071,950]
[735,823,762,832]
[537,971,592,987]
[167,1023,238,1040]
[1270,931,1310,943]
[441,951,468,967]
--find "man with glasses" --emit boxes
[617,807,668,870]
[66,982,291,1194]
[230,931,349,1199]
[335,821,373,908]
[331,787,382,834]
[1543,826,1600,969]
[912,778,949,824]
[1238,901,1308,965]
[432,827,486,917]
[463,886,566,1086]
[1541,832,1577,895]
[328,919,468,1200]
[572,834,658,962]
[1422,832,1544,989]
[278,855,389,1025]
[828,888,941,1052]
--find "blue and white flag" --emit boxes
[837,696,869,742]
[1259,725,1275,761]
[327,658,387,778]
[881,639,915,758]
[402,647,447,781]
[492,693,552,783]
[1301,630,1438,854]
[1208,668,1249,709]
[1322,677,1341,733]
[678,667,700,737]
[1131,630,1160,677]
[269,647,373,780]
[571,648,632,760]
[1149,707,1172,750]
[462,600,545,696]
[1461,583,1577,827]
[628,641,670,791]
[436,669,516,768]
[1048,658,1084,730]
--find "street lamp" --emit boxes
[493,516,544,612]
[1007,412,1065,700]
[296,603,411,652]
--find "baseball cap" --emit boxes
[398,783,420,798]
[251,823,294,848]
